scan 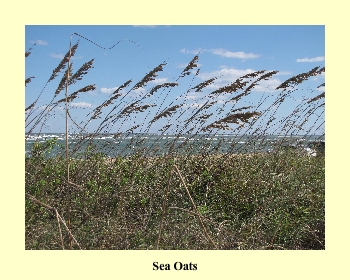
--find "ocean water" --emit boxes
[25,133,325,158]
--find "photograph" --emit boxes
[25,25,325,250]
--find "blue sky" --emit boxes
[25,25,325,135]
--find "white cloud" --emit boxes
[133,25,157,28]
[50,53,83,60]
[274,71,293,76]
[132,87,145,95]
[211,48,260,59]
[149,78,168,84]
[180,48,203,55]
[176,62,202,69]
[317,86,325,92]
[198,67,281,93]
[37,105,51,111]
[30,39,48,45]
[180,48,260,60]
[182,94,198,101]
[70,102,92,108]
[50,53,64,59]
[311,72,325,81]
[296,56,325,62]
[199,67,255,83]
[100,87,119,94]
[183,102,203,108]
[254,78,282,92]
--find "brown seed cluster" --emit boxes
[276,67,324,90]
[307,92,325,104]
[150,105,182,123]
[133,63,167,90]
[55,85,96,104]
[191,77,217,92]
[181,55,199,77]
[148,82,178,97]
[48,42,79,83]
[204,111,261,131]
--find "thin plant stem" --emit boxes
[156,164,218,250]
[55,209,65,250]
[65,34,73,250]
[155,162,174,250]
[173,165,218,249]
[26,193,81,250]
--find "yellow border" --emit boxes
[1,1,348,279]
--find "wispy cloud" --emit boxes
[36,104,65,112]
[149,78,168,84]
[316,86,325,92]
[133,25,157,28]
[70,102,93,108]
[50,53,64,59]
[211,48,260,59]
[176,62,202,69]
[30,39,48,45]
[180,48,204,55]
[311,72,325,82]
[131,87,145,95]
[100,87,119,94]
[180,48,260,60]
[274,70,293,76]
[50,53,83,60]
[199,67,255,84]
[296,56,325,62]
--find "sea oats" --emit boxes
[229,71,279,103]
[190,77,217,92]
[25,43,36,58]
[113,79,133,95]
[55,62,74,95]
[258,70,279,81]
[69,59,94,85]
[220,111,261,125]
[55,85,96,104]
[150,105,181,123]
[181,55,199,77]
[133,62,167,90]
[91,80,132,121]
[203,123,232,131]
[307,92,325,104]
[119,102,156,116]
[148,82,178,97]
[276,67,324,90]
[231,106,254,113]
[198,113,213,121]
[126,124,141,133]
[203,111,261,132]
[25,76,35,87]
[54,59,95,95]
[317,82,325,89]
[241,70,266,79]
[48,41,79,83]
[25,102,35,112]
[210,78,249,97]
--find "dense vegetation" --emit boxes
[25,141,324,249]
